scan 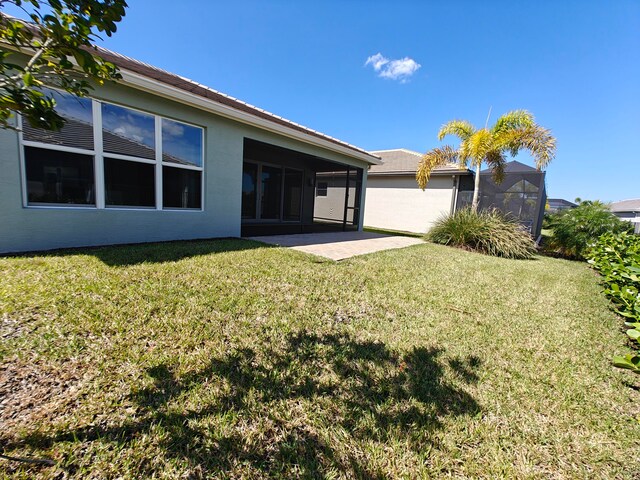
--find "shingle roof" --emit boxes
[610,198,640,213]
[480,160,539,174]
[368,148,471,176]
[547,198,578,208]
[95,47,380,163]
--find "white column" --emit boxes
[92,100,105,209]
[155,117,162,210]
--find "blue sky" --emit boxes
[7,1,639,201]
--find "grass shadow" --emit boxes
[10,331,481,478]
[2,238,274,266]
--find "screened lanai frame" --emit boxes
[455,167,547,239]
[241,138,364,236]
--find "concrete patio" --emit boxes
[247,231,424,261]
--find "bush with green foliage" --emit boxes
[427,207,537,259]
[545,201,632,259]
[589,231,640,373]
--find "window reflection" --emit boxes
[22,88,94,150]
[102,103,155,160]
[162,118,203,167]
[242,163,257,219]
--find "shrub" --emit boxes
[546,201,632,259]
[589,232,640,373]
[427,208,537,259]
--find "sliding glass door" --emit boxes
[242,162,303,223]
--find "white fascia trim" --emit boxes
[117,70,382,166]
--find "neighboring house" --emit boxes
[363,150,547,238]
[546,198,577,212]
[363,149,473,233]
[0,48,381,253]
[610,199,640,234]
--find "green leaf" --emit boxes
[613,354,640,373]
[22,72,34,86]
[627,329,640,341]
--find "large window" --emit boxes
[20,88,204,210]
[163,166,201,209]
[105,158,155,207]
[25,147,94,206]
[22,90,94,150]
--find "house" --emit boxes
[546,198,577,212]
[363,150,547,238]
[610,199,640,234]
[363,149,473,233]
[0,48,381,254]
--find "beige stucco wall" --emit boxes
[313,176,357,223]
[364,175,456,234]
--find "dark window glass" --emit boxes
[242,163,257,219]
[163,166,201,209]
[102,103,156,160]
[23,89,94,150]
[104,158,155,207]
[25,146,95,205]
[261,166,282,220]
[162,118,203,167]
[316,181,328,197]
[283,169,303,221]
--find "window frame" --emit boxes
[18,90,205,212]
[316,181,328,197]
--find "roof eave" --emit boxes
[368,169,472,177]
[116,69,382,166]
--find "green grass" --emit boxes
[1,239,638,479]
[363,226,424,238]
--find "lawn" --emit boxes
[1,239,638,479]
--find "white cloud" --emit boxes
[365,53,389,72]
[162,119,185,138]
[365,52,421,83]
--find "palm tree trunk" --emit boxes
[471,162,481,211]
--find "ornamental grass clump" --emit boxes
[427,207,537,259]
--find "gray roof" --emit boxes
[480,160,540,174]
[547,198,578,208]
[610,198,640,213]
[368,149,471,176]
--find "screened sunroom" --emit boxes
[455,160,547,239]
[240,139,364,236]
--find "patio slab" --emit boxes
[247,231,424,261]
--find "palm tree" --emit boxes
[416,110,556,211]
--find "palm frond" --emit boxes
[485,150,507,183]
[438,120,476,142]
[520,125,556,170]
[496,124,556,169]
[467,129,493,167]
[416,145,458,190]
[491,110,534,134]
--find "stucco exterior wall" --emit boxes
[364,175,455,234]
[0,80,370,253]
[313,176,357,223]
